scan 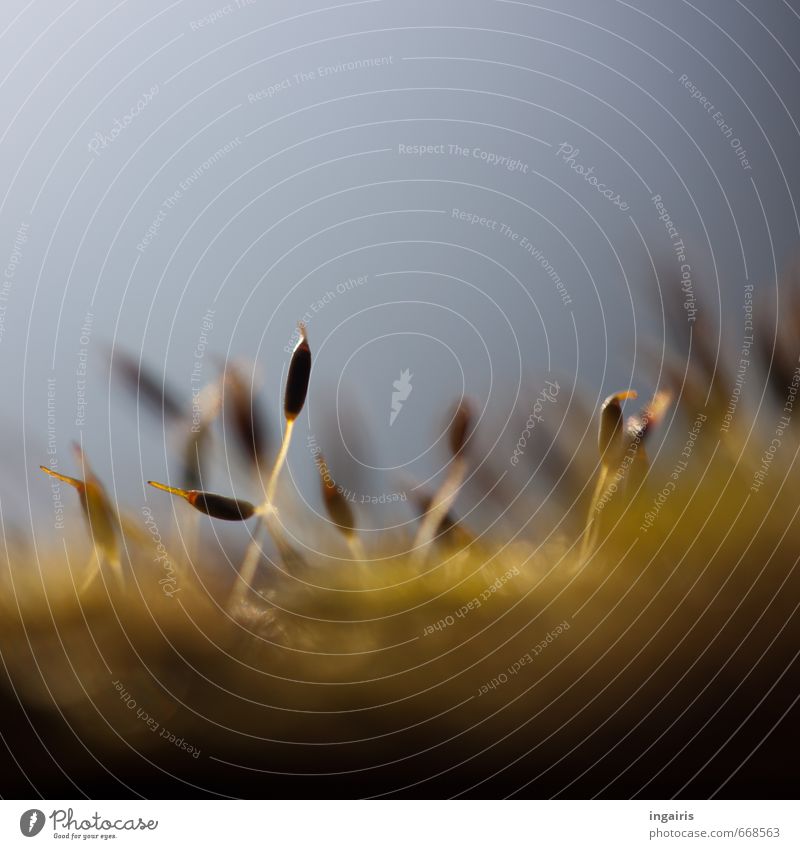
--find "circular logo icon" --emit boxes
[19,809,46,837]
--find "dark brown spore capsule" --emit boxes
[187,491,257,521]
[113,349,183,420]
[598,399,623,458]
[597,391,636,458]
[322,483,356,536]
[316,455,356,536]
[449,399,473,457]
[284,328,311,420]
[227,369,269,469]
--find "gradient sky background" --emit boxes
[1,0,798,549]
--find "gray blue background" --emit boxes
[1,0,798,546]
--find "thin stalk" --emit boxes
[579,391,637,564]
[79,549,100,594]
[228,419,295,610]
[231,521,269,609]
[79,548,124,593]
[229,323,311,610]
[346,535,366,562]
[413,457,467,562]
[266,419,294,507]
[578,465,609,563]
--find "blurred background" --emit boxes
[0,0,797,560]
[1,0,799,802]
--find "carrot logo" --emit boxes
[19,809,45,837]
[390,369,413,426]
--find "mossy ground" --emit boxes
[2,443,797,797]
